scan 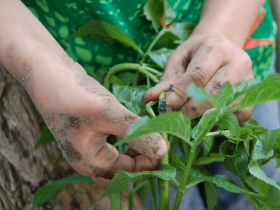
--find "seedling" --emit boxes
[33,1,280,210]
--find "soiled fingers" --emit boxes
[181,62,254,121]
[71,132,160,184]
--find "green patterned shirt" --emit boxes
[22,0,276,80]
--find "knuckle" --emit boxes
[188,66,208,86]
[239,52,252,70]
[181,103,201,119]
[208,80,223,95]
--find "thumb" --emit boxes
[106,100,168,159]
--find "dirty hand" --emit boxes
[23,55,167,183]
[143,33,254,122]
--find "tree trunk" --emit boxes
[0,65,143,210]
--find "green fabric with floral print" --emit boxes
[22,0,276,81]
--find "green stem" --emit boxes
[141,29,166,64]
[104,63,160,90]
[104,63,140,89]
[140,67,160,83]
[150,177,159,210]
[142,65,162,76]
[172,178,180,189]
[159,132,169,210]
[145,92,169,210]
[146,101,157,118]
[172,146,197,210]
[128,184,134,210]
[110,193,121,210]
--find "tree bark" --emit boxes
[0,65,143,210]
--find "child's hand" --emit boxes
[143,33,254,122]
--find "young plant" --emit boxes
[33,1,280,210]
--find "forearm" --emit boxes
[0,0,90,112]
[192,0,265,47]
[0,0,70,82]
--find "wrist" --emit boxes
[190,23,244,48]
[1,38,88,108]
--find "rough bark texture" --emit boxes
[0,65,143,210]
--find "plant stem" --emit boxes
[172,146,197,210]
[140,67,160,83]
[150,177,159,210]
[103,63,160,89]
[172,178,180,189]
[145,92,169,210]
[159,132,169,210]
[104,63,140,89]
[146,101,157,118]
[140,29,166,64]
[110,193,121,210]
[142,65,163,76]
[128,184,134,210]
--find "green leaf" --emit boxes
[169,152,187,171]
[274,132,280,168]
[147,48,174,69]
[155,30,180,49]
[115,112,192,147]
[252,139,273,162]
[252,130,279,161]
[243,175,270,195]
[87,204,96,210]
[66,19,142,54]
[259,130,279,154]
[190,168,247,193]
[233,74,280,110]
[210,82,233,112]
[202,136,214,156]
[110,193,121,210]
[244,139,250,156]
[195,153,225,166]
[240,127,254,139]
[187,83,208,103]
[118,72,138,86]
[224,145,248,178]
[204,182,217,210]
[242,118,259,126]
[155,22,194,49]
[96,164,176,204]
[192,109,219,141]
[217,113,240,137]
[35,127,55,148]
[248,160,280,190]
[32,183,66,210]
[187,75,280,124]
[32,174,93,209]
[143,0,165,31]
[165,2,176,23]
[167,22,195,41]
[112,84,147,115]
[187,82,233,113]
[266,184,280,209]
[51,174,94,184]
[219,141,236,156]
